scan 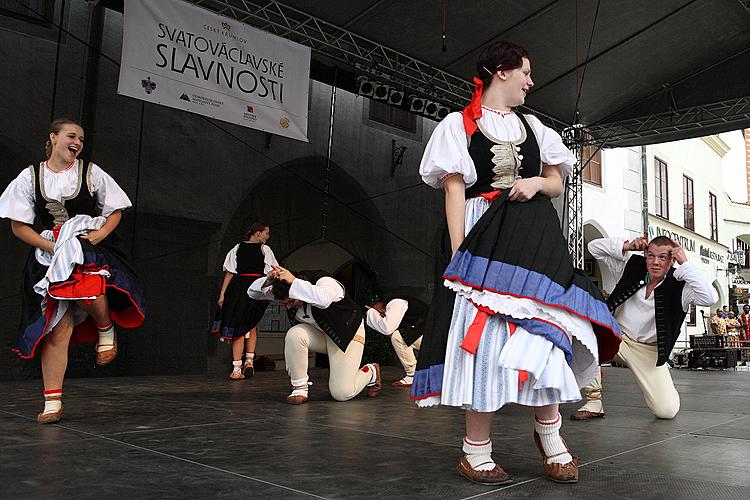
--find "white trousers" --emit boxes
[390,330,422,376]
[284,323,371,401]
[578,334,680,419]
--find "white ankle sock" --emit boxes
[97,323,114,351]
[232,360,242,373]
[42,389,62,414]
[289,377,311,398]
[402,375,414,384]
[463,436,496,471]
[535,414,572,464]
[289,387,308,398]
[245,352,255,360]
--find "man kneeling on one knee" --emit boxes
[248,265,381,404]
[572,235,717,421]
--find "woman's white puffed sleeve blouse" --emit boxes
[419,111,576,189]
[0,162,132,224]
[419,112,477,189]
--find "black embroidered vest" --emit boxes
[286,270,362,352]
[606,255,687,366]
[236,242,266,275]
[396,298,428,347]
[465,112,541,198]
[32,160,97,229]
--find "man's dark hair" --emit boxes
[648,236,676,248]
[272,280,292,300]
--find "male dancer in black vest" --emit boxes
[571,235,717,420]
[248,265,381,404]
[366,298,426,387]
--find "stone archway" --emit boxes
[583,220,615,295]
[210,156,389,372]
[217,155,388,274]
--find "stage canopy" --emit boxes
[102,0,750,147]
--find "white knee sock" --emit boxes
[534,413,572,464]
[42,389,62,414]
[463,436,496,471]
[232,360,242,373]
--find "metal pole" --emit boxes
[131,102,145,259]
[321,73,337,240]
[641,145,649,236]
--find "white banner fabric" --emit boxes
[118,0,310,142]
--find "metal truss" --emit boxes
[739,1,750,15]
[586,96,750,146]
[562,126,584,268]
[188,0,569,131]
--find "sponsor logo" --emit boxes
[279,117,289,128]
[222,22,231,31]
[141,77,157,94]
[179,93,191,102]
[247,105,254,113]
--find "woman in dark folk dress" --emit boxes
[0,118,145,424]
[411,42,621,485]
[212,222,277,379]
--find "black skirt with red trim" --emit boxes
[12,238,146,359]
[211,275,270,342]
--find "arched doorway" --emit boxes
[210,157,388,372]
[216,155,388,274]
[583,221,615,296]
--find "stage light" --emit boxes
[436,105,451,120]
[357,76,374,97]
[407,95,425,113]
[388,88,404,106]
[423,101,439,118]
[372,82,390,101]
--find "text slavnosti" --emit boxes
[156,24,286,103]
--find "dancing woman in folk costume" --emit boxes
[410,41,621,484]
[212,222,277,379]
[0,118,145,424]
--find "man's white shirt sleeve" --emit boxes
[366,299,409,335]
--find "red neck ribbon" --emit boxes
[461,77,484,136]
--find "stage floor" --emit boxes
[1,366,748,499]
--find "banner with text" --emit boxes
[118,0,310,141]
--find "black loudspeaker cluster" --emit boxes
[356,76,451,120]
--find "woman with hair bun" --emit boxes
[411,41,621,484]
[0,118,145,424]
[212,222,277,379]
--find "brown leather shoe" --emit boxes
[95,333,117,366]
[286,394,308,405]
[37,396,63,425]
[533,431,578,483]
[366,363,381,397]
[570,410,604,420]
[456,456,513,485]
[391,379,412,387]
[229,371,245,380]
